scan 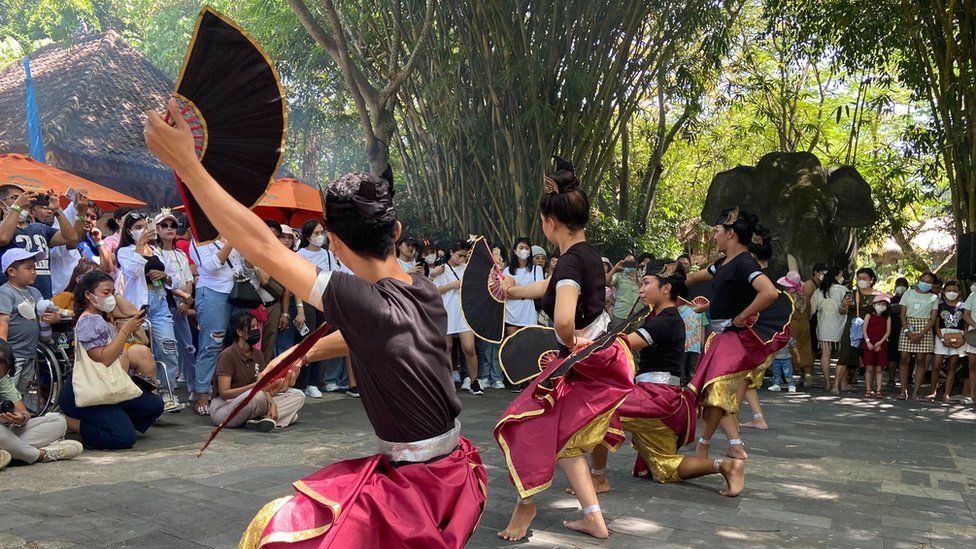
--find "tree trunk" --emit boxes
[618,116,630,220]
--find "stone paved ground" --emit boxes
[2,384,975,548]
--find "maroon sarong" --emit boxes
[494,338,635,498]
[242,437,487,548]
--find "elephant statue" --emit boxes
[700,152,876,280]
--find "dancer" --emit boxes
[146,102,486,548]
[585,261,745,497]
[685,208,783,461]
[496,156,634,541]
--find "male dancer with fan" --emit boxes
[685,207,785,461]
[146,100,486,548]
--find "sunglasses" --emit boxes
[158,222,178,229]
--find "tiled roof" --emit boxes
[0,31,178,207]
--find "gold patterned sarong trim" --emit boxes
[698,370,752,415]
[620,417,683,483]
[555,406,619,460]
[746,354,775,389]
[239,496,334,548]
[293,480,342,516]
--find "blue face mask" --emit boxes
[624,267,636,274]
[917,282,933,293]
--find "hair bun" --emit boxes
[549,154,579,192]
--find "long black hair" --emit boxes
[223,311,257,350]
[118,211,150,249]
[508,237,534,276]
[300,219,323,249]
[539,156,589,231]
[73,270,115,320]
[819,266,844,298]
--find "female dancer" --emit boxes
[497,156,634,541]
[146,101,486,548]
[585,261,745,497]
[685,208,781,461]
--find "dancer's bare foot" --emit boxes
[739,419,768,430]
[695,439,711,458]
[563,512,609,539]
[565,474,610,495]
[723,442,748,460]
[719,459,745,497]
[498,501,536,541]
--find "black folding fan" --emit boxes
[168,7,286,243]
[459,236,507,343]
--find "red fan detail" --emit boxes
[163,97,206,159]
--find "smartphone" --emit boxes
[844,290,854,301]
[139,305,150,317]
[299,323,310,337]
[622,260,637,269]
[66,188,77,202]
[31,194,49,207]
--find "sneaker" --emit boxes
[305,386,323,398]
[767,384,781,392]
[176,373,186,384]
[477,378,489,389]
[162,393,185,413]
[323,382,340,393]
[492,380,506,390]
[246,418,276,432]
[0,449,10,469]
[346,386,360,398]
[468,379,485,396]
[451,370,461,383]
[459,377,472,392]
[788,386,797,393]
[40,440,83,462]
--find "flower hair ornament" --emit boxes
[751,232,765,245]
[656,262,679,279]
[718,206,740,226]
[543,175,559,194]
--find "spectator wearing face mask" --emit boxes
[899,273,939,400]
[210,312,305,431]
[606,253,640,329]
[811,266,848,389]
[933,281,966,402]
[861,295,891,398]
[295,220,352,397]
[887,277,910,385]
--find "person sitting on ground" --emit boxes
[0,249,61,394]
[58,271,164,450]
[0,339,83,464]
[210,311,305,431]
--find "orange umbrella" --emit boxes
[0,153,146,209]
[253,177,323,226]
[172,178,323,226]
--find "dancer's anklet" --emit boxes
[590,467,606,476]
[698,436,711,445]
[582,504,601,515]
[728,438,744,446]
[714,458,724,472]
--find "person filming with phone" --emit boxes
[58,270,164,450]
[606,253,641,330]
[0,185,81,300]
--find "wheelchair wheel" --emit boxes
[23,342,63,416]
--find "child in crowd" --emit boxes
[862,294,892,398]
[0,249,58,395]
[768,337,797,392]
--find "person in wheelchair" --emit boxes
[57,270,164,450]
[210,312,305,432]
[0,339,83,465]
[0,249,62,395]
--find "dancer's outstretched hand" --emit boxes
[145,98,197,173]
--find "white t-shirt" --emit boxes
[298,247,341,272]
[811,284,848,342]
[432,263,469,335]
[505,265,543,327]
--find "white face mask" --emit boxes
[310,234,326,248]
[971,284,976,294]
[895,286,907,295]
[856,280,871,289]
[130,229,144,242]
[517,249,531,261]
[835,275,844,284]
[424,254,437,265]
[945,291,959,301]
[89,293,116,313]
[873,304,887,315]
[17,299,36,320]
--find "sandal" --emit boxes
[874,391,884,400]
[863,391,873,398]
[194,404,210,416]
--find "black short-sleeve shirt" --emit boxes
[635,306,685,376]
[938,302,965,330]
[707,252,765,320]
[541,241,606,329]
[317,270,461,443]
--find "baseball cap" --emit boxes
[2,248,46,273]
[280,224,297,237]
[154,211,178,226]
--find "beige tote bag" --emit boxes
[72,336,143,407]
